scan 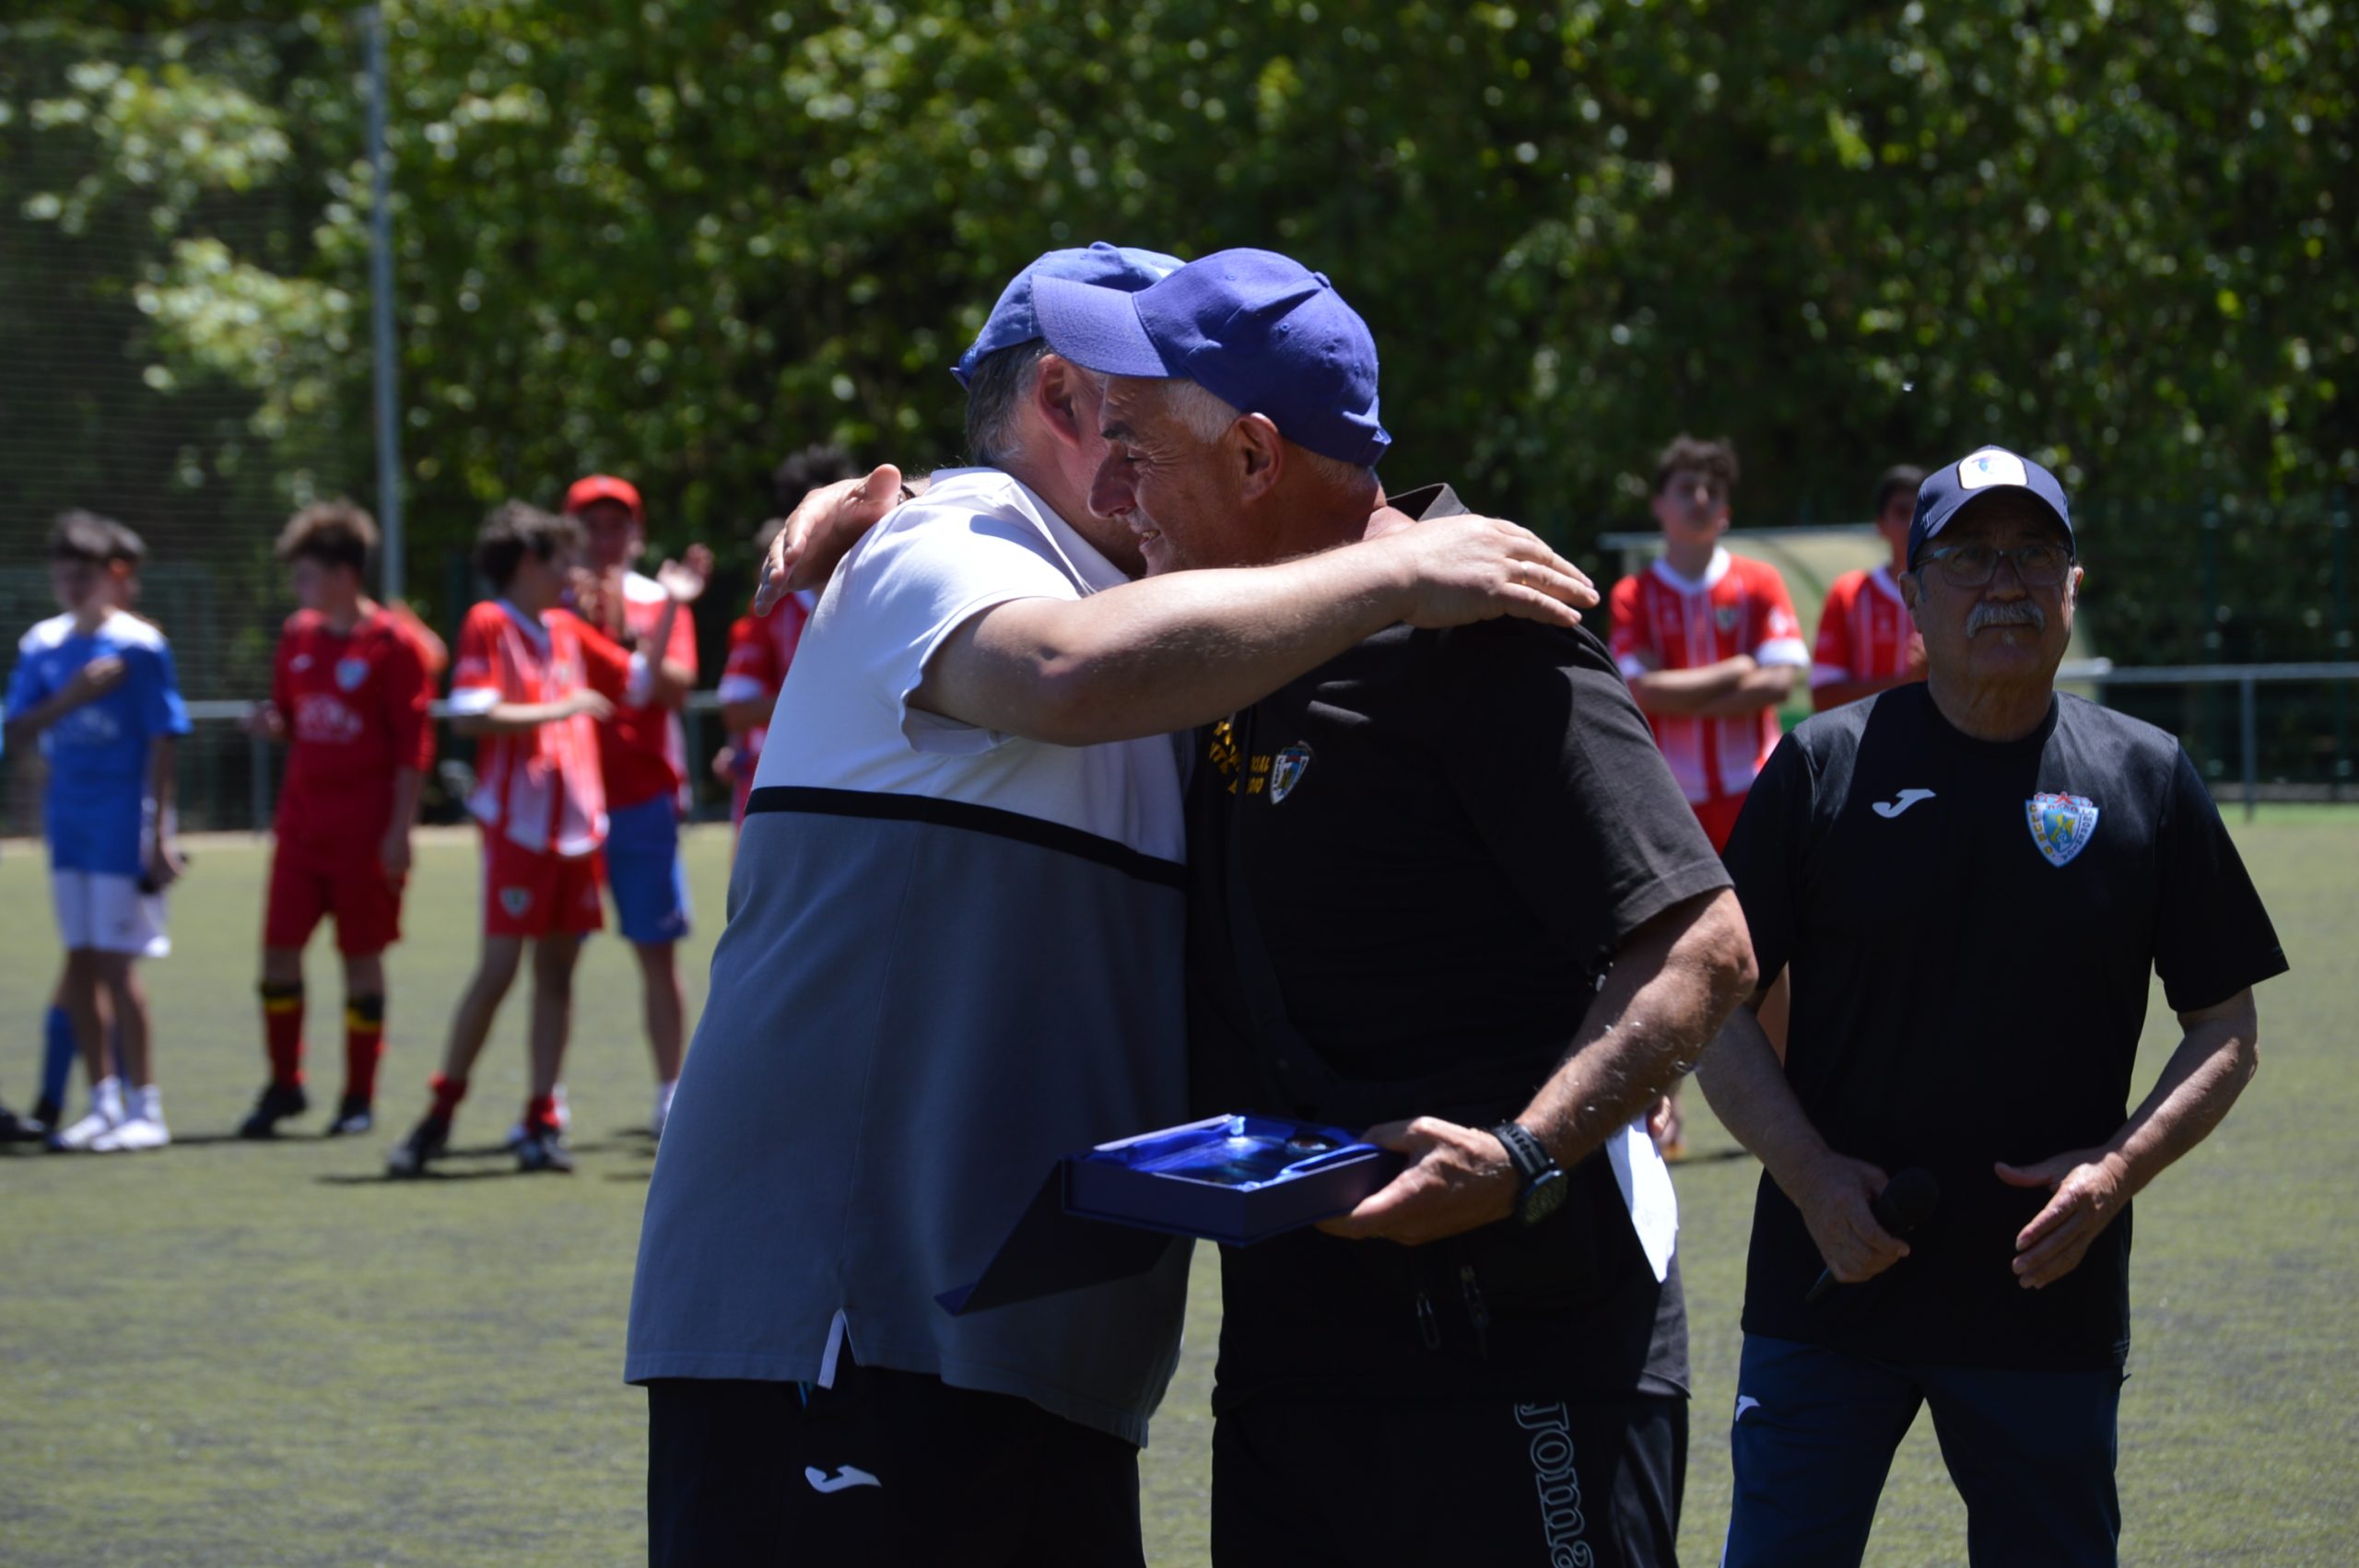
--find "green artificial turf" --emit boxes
[1,812,2353,1564]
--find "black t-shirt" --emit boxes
[1723,684,2287,1369]
[1186,484,1731,1410]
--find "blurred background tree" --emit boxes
[3,0,2352,669]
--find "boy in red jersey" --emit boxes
[714,447,862,830]
[385,502,703,1176]
[239,502,434,1137]
[1609,436,1807,1156]
[564,474,712,1140]
[1811,463,1930,710]
[1608,435,1810,852]
[715,577,814,830]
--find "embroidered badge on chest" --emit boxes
[1269,743,1312,804]
[335,656,370,692]
[1715,604,1741,633]
[2025,791,2100,867]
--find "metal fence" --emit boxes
[6,664,2342,842]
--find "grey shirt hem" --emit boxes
[623,1343,1160,1448]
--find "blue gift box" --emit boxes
[939,1114,1402,1316]
[1063,1114,1401,1246]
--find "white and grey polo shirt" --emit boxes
[625,468,1191,1446]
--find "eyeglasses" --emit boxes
[1916,541,2073,589]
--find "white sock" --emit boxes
[92,1076,124,1125]
[132,1083,162,1124]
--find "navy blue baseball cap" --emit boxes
[1908,445,2075,568]
[1030,247,1391,468]
[951,242,1185,388]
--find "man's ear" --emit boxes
[1032,354,1090,448]
[1236,413,1285,503]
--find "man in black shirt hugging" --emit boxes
[1032,251,1756,1566]
[1696,447,2284,1567]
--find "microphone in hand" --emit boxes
[1805,1166,1940,1305]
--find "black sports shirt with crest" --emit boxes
[1184,484,1731,1409]
[1722,682,2287,1369]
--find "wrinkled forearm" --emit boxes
[1516,888,1757,1168]
[1694,986,1837,1199]
[917,546,1420,746]
[2107,995,2259,1198]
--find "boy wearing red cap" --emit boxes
[565,474,710,1140]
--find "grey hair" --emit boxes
[964,339,1107,468]
[1155,379,1376,490]
[963,339,1049,467]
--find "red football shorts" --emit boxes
[265,850,405,956]
[1692,793,1747,855]
[480,828,605,940]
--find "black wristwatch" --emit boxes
[1489,1121,1567,1226]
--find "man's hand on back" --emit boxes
[754,464,909,613]
[1377,514,1598,631]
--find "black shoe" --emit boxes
[30,1095,62,1134]
[514,1125,574,1175]
[238,1082,311,1140]
[325,1095,374,1137]
[384,1114,451,1177]
[0,1104,39,1143]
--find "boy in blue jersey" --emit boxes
[3,512,192,1153]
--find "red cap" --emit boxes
[565,474,643,522]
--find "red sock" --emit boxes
[523,1093,559,1135]
[428,1072,468,1121]
[343,995,385,1104]
[259,981,305,1088]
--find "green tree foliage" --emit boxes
[4,0,2353,668]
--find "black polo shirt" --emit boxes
[1186,484,1731,1410]
[1722,683,2286,1370]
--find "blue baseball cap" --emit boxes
[1030,247,1391,467]
[1908,445,2075,568]
[951,242,1186,388]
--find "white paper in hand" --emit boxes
[1605,1115,1679,1283]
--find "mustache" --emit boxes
[1966,599,2047,637]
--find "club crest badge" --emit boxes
[499,886,533,917]
[2025,791,2100,867]
[335,656,370,692]
[1269,743,1312,804]
[1715,605,1741,633]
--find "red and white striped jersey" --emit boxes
[716,590,816,823]
[449,600,631,857]
[1608,548,1808,807]
[1811,566,1923,699]
[593,570,698,813]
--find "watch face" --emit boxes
[1520,1168,1569,1226]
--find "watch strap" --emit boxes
[1490,1120,1554,1185]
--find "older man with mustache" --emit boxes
[1695,447,2288,1567]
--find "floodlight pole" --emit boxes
[366,5,404,603]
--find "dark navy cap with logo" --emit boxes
[1908,445,2075,568]
[951,242,1185,388]
[1029,247,1391,468]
